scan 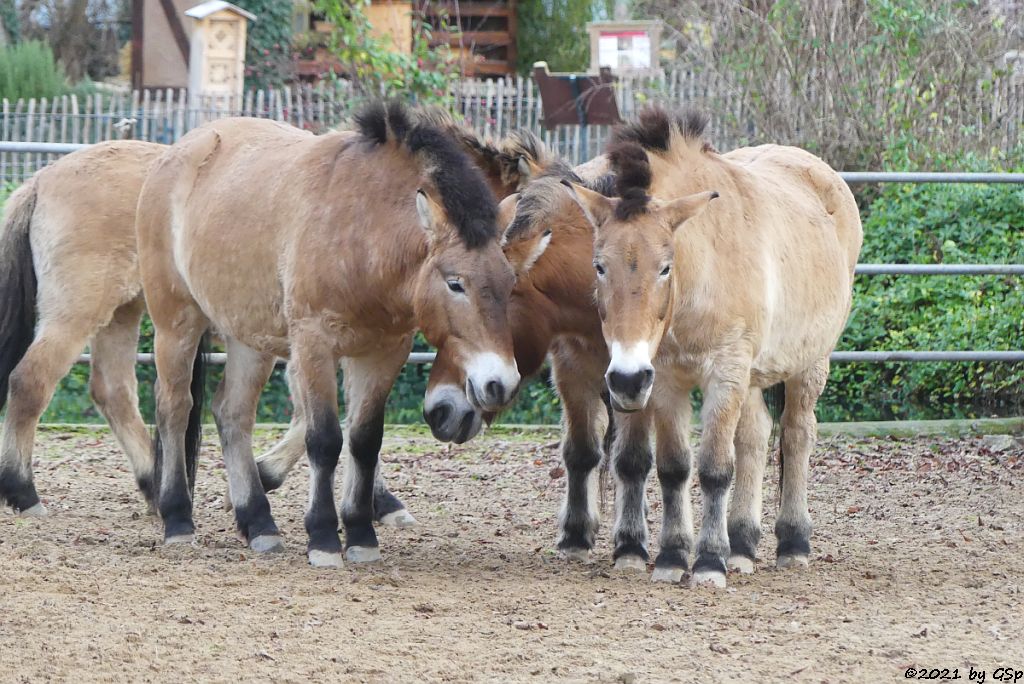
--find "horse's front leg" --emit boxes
[609,408,655,571]
[550,344,609,562]
[290,328,345,568]
[339,336,413,563]
[692,358,751,588]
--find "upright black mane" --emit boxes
[606,141,653,221]
[605,105,711,221]
[612,105,710,152]
[354,100,498,249]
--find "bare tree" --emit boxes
[638,0,1021,168]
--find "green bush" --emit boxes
[0,40,67,101]
[821,148,1024,421]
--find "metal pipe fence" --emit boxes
[3,142,1021,367]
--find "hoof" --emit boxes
[250,534,285,554]
[650,566,685,583]
[379,509,418,528]
[18,502,48,518]
[345,545,382,563]
[727,554,756,574]
[613,555,647,573]
[559,547,592,563]
[308,550,344,568]
[777,553,809,570]
[690,569,727,588]
[164,534,195,546]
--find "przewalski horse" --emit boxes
[565,107,863,587]
[252,124,554,486]
[136,101,520,567]
[0,142,167,515]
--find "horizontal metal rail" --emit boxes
[3,144,1023,185]
[0,141,89,154]
[77,350,1024,366]
[855,264,1024,275]
[840,171,1024,183]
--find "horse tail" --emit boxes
[152,334,208,496]
[598,389,616,512]
[763,382,786,499]
[0,179,39,413]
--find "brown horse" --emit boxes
[0,142,166,515]
[566,107,862,587]
[252,124,553,487]
[136,102,519,567]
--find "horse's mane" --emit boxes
[355,100,498,249]
[504,162,616,242]
[607,105,713,221]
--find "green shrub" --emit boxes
[0,40,67,101]
[821,149,1024,421]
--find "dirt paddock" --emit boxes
[1,425,1022,683]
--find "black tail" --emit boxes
[152,335,208,496]
[0,180,39,412]
[763,382,786,498]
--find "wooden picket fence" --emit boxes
[2,68,1023,186]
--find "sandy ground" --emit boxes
[1,425,1023,683]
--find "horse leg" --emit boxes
[0,323,88,515]
[212,337,282,552]
[151,306,207,545]
[692,361,750,588]
[726,387,771,574]
[252,359,415,528]
[550,347,608,562]
[255,362,307,493]
[290,329,344,567]
[651,397,695,583]
[88,297,157,512]
[776,357,829,569]
[339,338,411,563]
[610,408,654,571]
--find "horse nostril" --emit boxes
[485,380,503,403]
[641,368,654,384]
[426,403,452,429]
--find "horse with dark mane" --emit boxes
[136,101,520,567]
[566,106,862,587]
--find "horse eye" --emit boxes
[594,262,606,276]
[659,265,671,277]
[446,279,465,294]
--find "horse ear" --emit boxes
[560,180,616,229]
[498,193,521,247]
[658,190,719,231]
[416,189,444,235]
[517,156,532,184]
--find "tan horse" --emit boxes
[567,107,863,587]
[0,142,166,515]
[136,102,520,567]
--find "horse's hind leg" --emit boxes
[551,346,608,562]
[213,337,282,552]
[726,387,771,574]
[651,398,695,583]
[88,297,156,511]
[150,304,208,545]
[775,357,829,569]
[0,322,90,515]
